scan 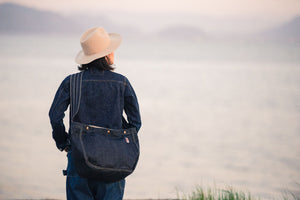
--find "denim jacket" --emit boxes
[49,68,142,151]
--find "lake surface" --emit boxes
[0,34,299,199]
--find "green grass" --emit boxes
[177,185,299,200]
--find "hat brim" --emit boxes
[75,33,122,64]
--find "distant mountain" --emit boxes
[257,16,300,42]
[1,2,300,43]
[0,3,137,36]
[156,25,209,41]
[0,3,81,34]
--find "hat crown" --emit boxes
[75,27,122,64]
[80,27,111,56]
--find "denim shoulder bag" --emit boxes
[70,72,140,183]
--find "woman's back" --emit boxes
[76,68,131,129]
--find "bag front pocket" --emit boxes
[80,129,139,171]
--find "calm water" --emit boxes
[0,34,299,199]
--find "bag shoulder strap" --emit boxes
[70,71,83,120]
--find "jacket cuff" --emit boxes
[56,139,71,151]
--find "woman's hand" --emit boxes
[64,146,70,152]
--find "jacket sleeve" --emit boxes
[49,75,71,151]
[124,77,142,132]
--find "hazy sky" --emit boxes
[3,0,300,17]
[2,0,300,34]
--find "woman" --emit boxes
[49,27,142,200]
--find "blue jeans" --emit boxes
[66,151,125,200]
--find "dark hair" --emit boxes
[78,56,114,71]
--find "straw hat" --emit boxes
[75,27,122,64]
